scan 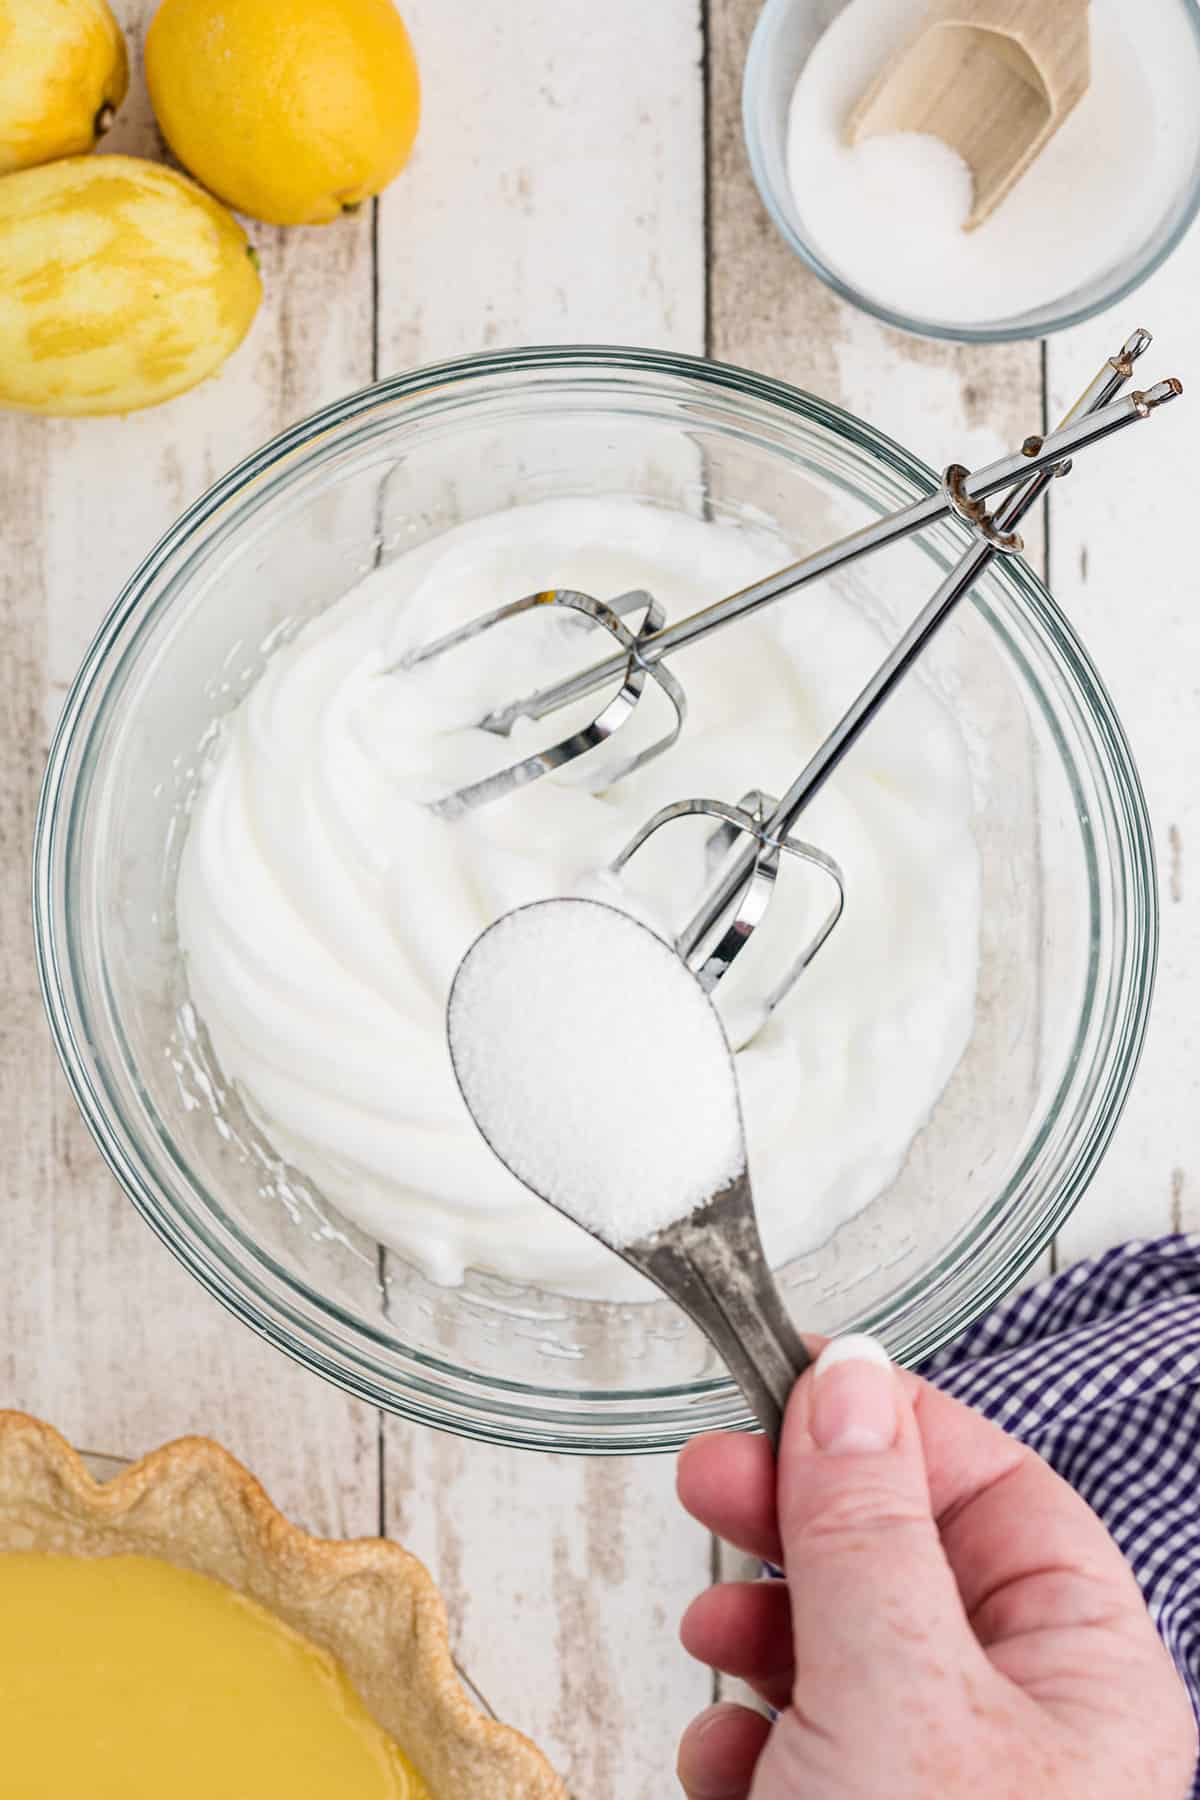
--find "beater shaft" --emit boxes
[488,340,1168,737]
[674,349,1180,971]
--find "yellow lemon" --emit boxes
[0,154,263,415]
[145,0,421,226]
[0,0,128,173]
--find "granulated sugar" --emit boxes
[785,0,1195,325]
[447,899,746,1249]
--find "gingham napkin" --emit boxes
[923,1234,1200,1784]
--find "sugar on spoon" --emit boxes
[446,896,812,1444]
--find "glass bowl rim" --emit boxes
[33,343,1159,1451]
[741,0,1200,345]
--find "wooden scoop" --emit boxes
[845,0,1090,230]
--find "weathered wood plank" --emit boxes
[386,1431,711,1795]
[372,6,712,1794]
[375,0,705,363]
[707,0,1045,477]
[708,0,1052,1303]
[1047,244,1200,1257]
[0,0,380,1536]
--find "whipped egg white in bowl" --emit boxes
[34,348,1156,1452]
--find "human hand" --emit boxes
[676,1336,1197,1800]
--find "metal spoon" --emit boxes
[446,897,811,1444]
[620,1177,812,1444]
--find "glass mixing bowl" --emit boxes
[34,347,1156,1452]
[743,0,1200,343]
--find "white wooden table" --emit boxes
[2,4,1197,1794]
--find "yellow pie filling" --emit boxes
[0,1551,430,1798]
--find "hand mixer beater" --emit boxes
[401,330,1180,1036]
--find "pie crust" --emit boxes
[0,1410,566,1799]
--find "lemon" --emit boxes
[0,155,263,415]
[0,0,128,173]
[145,0,421,227]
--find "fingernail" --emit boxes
[810,1334,898,1454]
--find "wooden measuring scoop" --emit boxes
[845,0,1090,230]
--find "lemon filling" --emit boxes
[0,1551,430,1798]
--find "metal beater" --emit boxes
[403,330,1180,1027]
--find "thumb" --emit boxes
[777,1335,974,1690]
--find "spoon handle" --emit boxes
[623,1173,812,1445]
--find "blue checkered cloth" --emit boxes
[922,1234,1200,1785]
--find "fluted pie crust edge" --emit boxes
[0,1410,566,1799]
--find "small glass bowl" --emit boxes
[34,347,1156,1453]
[743,0,1200,343]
